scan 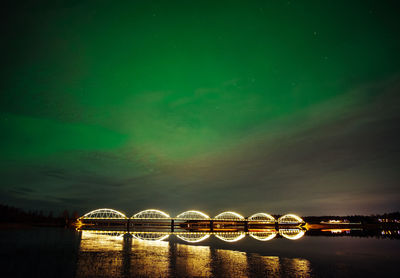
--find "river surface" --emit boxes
[0,227,399,277]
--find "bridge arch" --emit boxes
[248,213,276,223]
[278,214,304,224]
[80,208,127,219]
[214,211,244,220]
[176,210,210,220]
[132,209,170,219]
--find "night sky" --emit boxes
[1,0,400,216]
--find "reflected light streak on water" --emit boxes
[212,249,249,277]
[175,244,212,277]
[75,231,312,278]
[76,232,124,278]
[2,228,399,278]
[130,239,170,277]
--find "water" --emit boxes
[0,227,399,277]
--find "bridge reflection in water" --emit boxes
[76,229,305,243]
[75,231,311,278]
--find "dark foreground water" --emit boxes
[0,228,399,277]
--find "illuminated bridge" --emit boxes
[78,208,305,232]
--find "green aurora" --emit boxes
[1,0,399,215]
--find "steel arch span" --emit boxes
[80,208,127,219]
[132,209,170,219]
[214,211,244,220]
[278,214,304,224]
[176,210,210,220]
[248,213,276,223]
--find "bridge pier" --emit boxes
[210,220,213,232]
[171,219,174,232]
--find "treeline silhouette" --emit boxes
[0,204,79,227]
[304,212,400,224]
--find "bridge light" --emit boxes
[248,213,276,222]
[80,208,128,219]
[132,209,170,219]
[214,211,244,220]
[278,214,304,224]
[176,210,210,220]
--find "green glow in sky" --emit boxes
[1,0,399,215]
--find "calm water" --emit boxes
[0,228,399,277]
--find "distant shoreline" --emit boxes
[0,222,73,230]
